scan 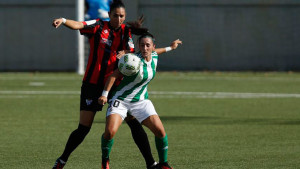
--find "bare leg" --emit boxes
[142,115,166,138]
[101,114,123,161]
[142,115,170,164]
[103,114,123,139]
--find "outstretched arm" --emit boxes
[52,18,84,30]
[98,69,123,105]
[155,39,182,55]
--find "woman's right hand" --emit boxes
[52,18,63,28]
[98,96,108,105]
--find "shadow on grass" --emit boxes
[92,115,300,125]
[159,116,300,126]
[93,116,215,124]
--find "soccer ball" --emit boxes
[118,53,141,76]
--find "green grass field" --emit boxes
[1,72,300,169]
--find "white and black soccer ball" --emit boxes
[118,53,141,76]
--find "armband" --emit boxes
[62,18,67,24]
[102,90,109,97]
[165,47,172,52]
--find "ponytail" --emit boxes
[127,15,149,35]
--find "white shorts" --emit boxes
[106,99,158,123]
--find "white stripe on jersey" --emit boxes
[139,86,148,100]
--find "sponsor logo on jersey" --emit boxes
[101,38,112,46]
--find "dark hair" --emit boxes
[109,0,125,12]
[138,33,156,44]
[127,15,148,35]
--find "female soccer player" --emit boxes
[99,33,182,169]
[51,1,180,168]
[51,1,155,169]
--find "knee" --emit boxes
[104,129,117,140]
[154,128,166,138]
[77,124,91,137]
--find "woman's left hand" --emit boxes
[170,39,183,50]
[117,50,126,59]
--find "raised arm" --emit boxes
[155,39,182,55]
[52,18,84,30]
[98,69,123,105]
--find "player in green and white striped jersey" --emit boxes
[110,51,158,103]
[98,33,181,169]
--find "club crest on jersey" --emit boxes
[86,99,93,106]
[103,29,109,34]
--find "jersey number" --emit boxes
[113,100,120,108]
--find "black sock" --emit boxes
[126,119,155,167]
[59,124,91,162]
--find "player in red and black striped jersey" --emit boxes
[51,1,181,169]
[80,19,135,86]
[51,1,159,169]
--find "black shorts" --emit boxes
[80,82,104,112]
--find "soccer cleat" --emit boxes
[158,162,173,169]
[147,162,159,169]
[101,158,109,169]
[52,158,66,169]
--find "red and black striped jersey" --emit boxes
[80,19,135,86]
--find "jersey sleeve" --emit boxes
[79,19,102,36]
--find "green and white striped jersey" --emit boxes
[111,51,158,102]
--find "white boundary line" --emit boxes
[155,76,300,82]
[150,91,300,98]
[0,76,80,80]
[1,75,300,81]
[0,91,80,95]
[0,90,300,98]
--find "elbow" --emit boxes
[70,25,82,30]
[68,22,84,30]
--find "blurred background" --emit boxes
[1,0,300,72]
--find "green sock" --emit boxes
[155,134,168,163]
[101,135,114,159]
